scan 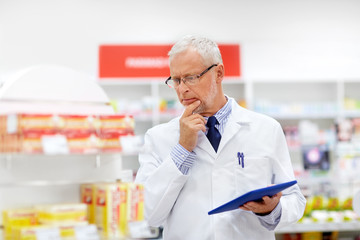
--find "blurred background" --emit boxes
[1,1,360,239]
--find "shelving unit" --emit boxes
[276,222,360,234]
[0,153,124,212]
[0,65,126,230]
[98,78,360,120]
[275,222,360,240]
[98,78,360,142]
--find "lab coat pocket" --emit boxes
[233,156,271,195]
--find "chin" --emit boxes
[192,105,204,115]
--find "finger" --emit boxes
[182,100,201,117]
[275,191,282,198]
[193,121,206,132]
[239,205,250,211]
[186,119,206,132]
[186,113,206,124]
[262,192,282,203]
[262,196,271,202]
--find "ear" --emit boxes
[216,64,225,83]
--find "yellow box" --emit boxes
[127,183,144,222]
[56,221,88,239]
[35,203,87,224]
[2,208,38,240]
[80,183,96,224]
[12,225,59,240]
[302,232,322,240]
[94,182,127,238]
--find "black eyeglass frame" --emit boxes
[165,64,218,88]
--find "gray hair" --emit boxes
[168,35,223,66]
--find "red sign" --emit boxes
[99,44,241,79]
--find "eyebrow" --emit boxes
[171,70,200,79]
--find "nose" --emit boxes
[177,79,189,93]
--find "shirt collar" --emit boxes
[205,96,232,125]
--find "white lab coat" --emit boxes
[135,98,306,240]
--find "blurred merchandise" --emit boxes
[237,99,247,108]
[344,98,360,112]
[299,120,320,146]
[302,145,330,171]
[80,183,96,225]
[35,203,87,225]
[2,181,154,239]
[93,182,128,238]
[292,117,360,233]
[0,113,135,154]
[282,233,301,240]
[111,97,184,120]
[284,126,300,150]
[254,100,337,117]
[301,231,322,240]
[2,203,96,240]
[336,119,354,142]
[12,225,61,240]
[2,208,38,240]
[299,194,360,224]
[284,121,336,151]
[79,181,156,239]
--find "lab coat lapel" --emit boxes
[217,100,251,154]
[196,131,217,158]
[217,119,241,153]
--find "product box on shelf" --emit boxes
[0,115,8,133]
[21,130,57,153]
[0,133,22,153]
[98,131,128,152]
[98,114,134,135]
[58,115,96,133]
[53,221,89,239]
[34,203,87,225]
[82,181,145,238]
[127,183,144,223]
[0,113,135,154]
[18,114,57,132]
[2,203,99,240]
[12,225,61,240]
[93,182,128,238]
[80,183,96,225]
[11,222,92,240]
[2,208,38,240]
[64,131,99,154]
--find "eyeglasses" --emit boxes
[165,64,218,89]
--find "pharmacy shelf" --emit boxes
[0,153,138,188]
[98,79,360,125]
[0,152,130,169]
[343,111,360,118]
[259,113,338,120]
[275,221,360,233]
[0,66,133,228]
[0,227,160,240]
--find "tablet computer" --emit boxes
[208,180,297,215]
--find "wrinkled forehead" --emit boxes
[169,49,207,76]
[170,47,208,66]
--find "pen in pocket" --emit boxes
[237,152,244,168]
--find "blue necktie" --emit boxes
[206,116,221,152]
